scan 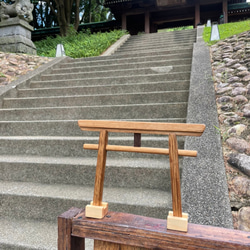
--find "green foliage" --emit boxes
[203,20,250,45]
[34,29,127,58]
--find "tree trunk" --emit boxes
[74,0,80,31]
[55,0,75,36]
[89,0,92,23]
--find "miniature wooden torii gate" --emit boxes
[58,120,250,250]
[78,120,205,232]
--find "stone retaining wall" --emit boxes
[211,30,250,231]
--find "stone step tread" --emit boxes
[126,34,195,39]
[0,218,58,250]
[0,217,94,250]
[125,37,195,43]
[60,57,192,67]
[0,119,187,136]
[131,29,195,35]
[17,81,190,96]
[41,67,191,79]
[0,136,184,152]
[0,135,183,159]
[117,41,195,50]
[0,102,188,112]
[0,135,180,141]
[0,135,184,148]
[129,30,195,39]
[30,72,191,86]
[3,96,188,108]
[0,118,186,127]
[7,89,189,99]
[28,79,189,89]
[112,43,196,51]
[0,102,188,121]
[127,36,195,43]
[64,55,192,66]
[101,48,193,57]
[117,40,195,48]
[0,180,171,207]
[129,31,196,37]
[53,61,192,73]
[4,90,188,103]
[129,36,196,41]
[0,154,175,190]
[65,49,193,61]
[0,155,169,168]
[71,48,193,62]
[0,154,176,190]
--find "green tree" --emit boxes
[40,0,80,36]
[30,0,111,36]
[80,0,111,23]
[32,1,58,29]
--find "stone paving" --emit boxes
[211,30,250,231]
[0,30,249,231]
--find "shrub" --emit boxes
[34,29,127,58]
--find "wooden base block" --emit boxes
[167,211,188,232]
[85,202,108,219]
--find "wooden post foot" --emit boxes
[167,211,188,232]
[85,202,108,219]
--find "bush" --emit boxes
[34,29,127,58]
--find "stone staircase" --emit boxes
[0,29,196,249]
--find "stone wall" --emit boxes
[211,30,250,231]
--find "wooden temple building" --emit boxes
[104,0,250,34]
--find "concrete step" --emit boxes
[40,67,191,81]
[124,37,195,46]
[0,217,94,250]
[52,59,192,74]
[116,40,195,52]
[17,81,190,98]
[29,72,190,88]
[59,53,192,67]
[122,40,195,49]
[0,102,188,121]
[124,36,196,45]
[0,136,184,158]
[0,155,177,191]
[126,32,196,41]
[0,218,58,250]
[62,51,193,66]
[0,118,186,136]
[70,47,193,62]
[129,29,196,40]
[3,91,189,108]
[104,47,193,58]
[0,181,172,222]
[117,37,195,46]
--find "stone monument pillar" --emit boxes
[0,0,36,55]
